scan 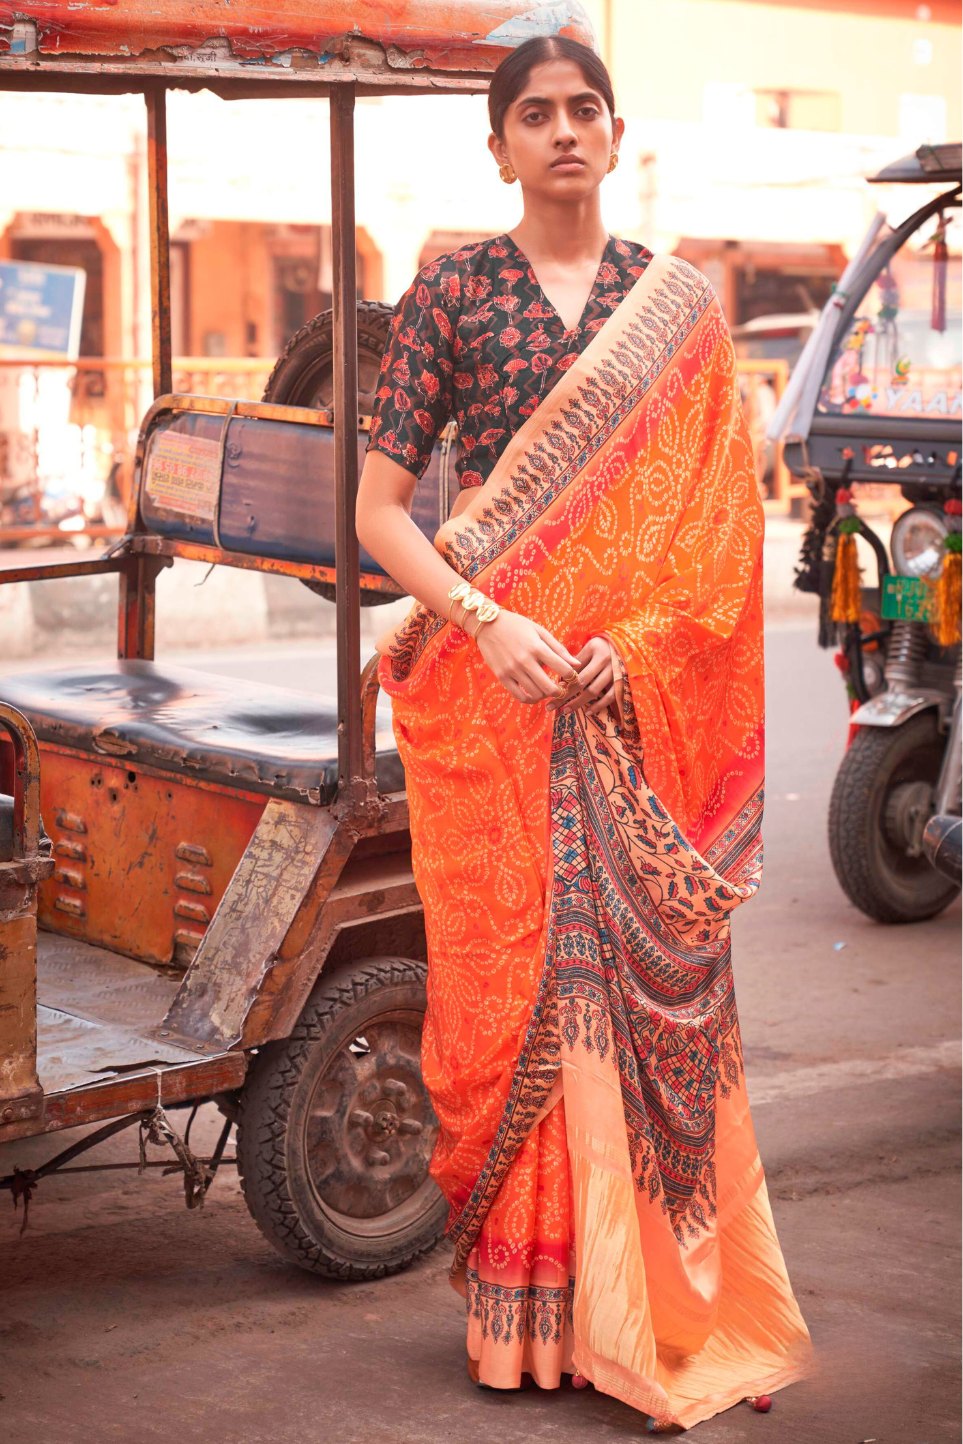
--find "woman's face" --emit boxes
[489,58,622,199]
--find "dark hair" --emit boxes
[488,36,616,139]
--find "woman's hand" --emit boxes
[473,610,583,705]
[547,636,617,717]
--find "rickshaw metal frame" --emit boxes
[781,175,962,488]
[0,4,560,810]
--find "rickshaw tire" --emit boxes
[236,955,448,1281]
[262,301,397,607]
[828,712,961,924]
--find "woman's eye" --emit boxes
[576,106,600,119]
[522,110,545,124]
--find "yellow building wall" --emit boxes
[583,0,960,138]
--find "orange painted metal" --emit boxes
[0,706,54,1128]
[35,744,265,968]
[0,1051,248,1143]
[0,2,594,70]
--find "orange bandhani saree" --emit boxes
[376,254,812,1430]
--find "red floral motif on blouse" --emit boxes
[366,233,653,489]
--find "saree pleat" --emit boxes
[464,1100,575,1389]
[377,254,812,1429]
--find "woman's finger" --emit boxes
[507,670,544,705]
[551,657,612,711]
[585,684,618,716]
[533,623,582,673]
[535,644,581,691]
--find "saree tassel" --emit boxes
[934,525,962,648]
[931,215,948,333]
[831,514,860,626]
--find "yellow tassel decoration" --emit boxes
[831,521,862,624]
[934,539,962,647]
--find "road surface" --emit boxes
[0,622,959,1443]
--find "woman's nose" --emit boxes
[553,114,577,147]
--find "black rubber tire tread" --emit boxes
[828,712,961,924]
[261,299,394,410]
[236,955,447,1280]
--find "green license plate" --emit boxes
[881,574,937,622]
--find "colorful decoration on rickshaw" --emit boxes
[841,318,878,413]
[876,266,900,325]
[830,487,863,624]
[934,497,962,647]
[891,356,912,387]
[844,317,874,352]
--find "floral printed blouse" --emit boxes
[366,233,654,489]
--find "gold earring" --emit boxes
[607,151,619,173]
[498,162,517,184]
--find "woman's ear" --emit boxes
[612,115,626,154]
[487,131,507,167]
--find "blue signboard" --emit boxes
[0,259,86,357]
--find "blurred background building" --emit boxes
[0,0,959,527]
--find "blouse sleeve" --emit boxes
[366,257,458,480]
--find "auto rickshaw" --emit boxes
[0,0,596,1275]
[769,142,962,924]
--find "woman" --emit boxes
[355,35,812,1433]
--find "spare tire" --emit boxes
[263,301,395,604]
[263,300,394,413]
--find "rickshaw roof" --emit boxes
[869,143,962,186]
[0,0,596,97]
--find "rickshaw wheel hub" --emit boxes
[884,780,933,857]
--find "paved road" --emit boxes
[1,623,959,1443]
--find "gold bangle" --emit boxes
[447,581,500,630]
[465,610,491,639]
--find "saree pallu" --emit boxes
[376,254,812,1430]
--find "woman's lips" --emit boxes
[551,158,585,171]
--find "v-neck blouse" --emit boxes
[366,233,654,489]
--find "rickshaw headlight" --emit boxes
[890,507,949,579]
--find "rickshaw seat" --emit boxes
[0,662,404,804]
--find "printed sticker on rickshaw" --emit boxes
[145,430,221,520]
[881,573,938,622]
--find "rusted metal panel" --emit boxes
[31,747,263,966]
[162,797,351,1047]
[0,706,54,1126]
[1,932,248,1141]
[0,915,43,1124]
[0,3,595,81]
[0,1051,247,1141]
[242,845,422,1046]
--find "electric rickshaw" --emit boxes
[769,142,962,924]
[0,0,595,1275]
